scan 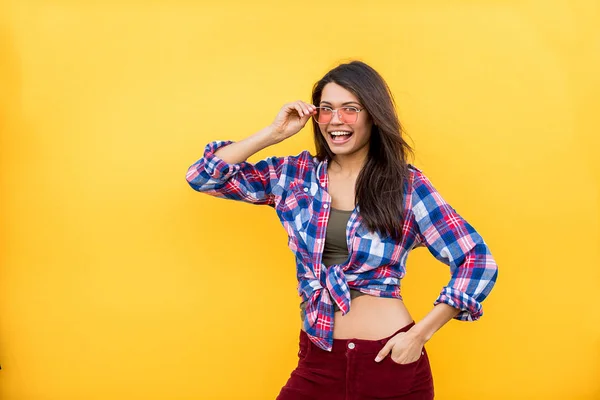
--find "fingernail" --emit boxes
[374,356,381,362]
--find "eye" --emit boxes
[342,107,359,113]
[319,106,333,113]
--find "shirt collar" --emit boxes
[316,157,329,189]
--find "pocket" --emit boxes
[297,331,311,362]
[297,341,309,361]
[287,182,312,210]
[278,182,312,232]
[352,223,403,267]
[353,353,421,398]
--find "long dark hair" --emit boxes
[311,61,414,241]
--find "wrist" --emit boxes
[258,125,281,146]
[254,126,279,147]
[408,324,432,344]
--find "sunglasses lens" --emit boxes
[339,108,358,124]
[313,107,359,124]
[314,108,332,124]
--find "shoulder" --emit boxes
[407,163,424,187]
[407,163,430,186]
[274,150,317,184]
[280,150,317,171]
[284,149,314,163]
[407,163,438,201]
[285,149,315,163]
[256,149,313,169]
[408,163,422,173]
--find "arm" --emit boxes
[212,126,277,165]
[185,127,284,205]
[409,167,499,339]
[375,168,498,363]
[185,101,317,205]
[409,304,460,343]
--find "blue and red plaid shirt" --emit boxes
[186,140,498,352]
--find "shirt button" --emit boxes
[303,187,309,192]
[348,342,355,350]
[323,204,329,209]
[321,182,326,187]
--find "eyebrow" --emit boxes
[320,101,362,107]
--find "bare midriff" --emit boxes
[301,295,414,339]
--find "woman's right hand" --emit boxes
[268,101,316,144]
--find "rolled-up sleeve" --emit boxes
[410,168,498,321]
[185,140,286,206]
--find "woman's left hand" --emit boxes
[374,329,426,364]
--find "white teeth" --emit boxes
[330,131,352,136]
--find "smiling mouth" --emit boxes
[328,130,354,144]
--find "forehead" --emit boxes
[320,82,360,105]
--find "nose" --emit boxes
[330,109,343,124]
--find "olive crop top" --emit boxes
[299,207,368,320]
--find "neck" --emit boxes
[330,146,369,176]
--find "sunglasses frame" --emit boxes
[312,106,365,125]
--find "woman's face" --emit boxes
[318,82,373,157]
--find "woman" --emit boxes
[186,61,498,399]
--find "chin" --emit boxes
[329,147,354,155]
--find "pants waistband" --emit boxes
[301,320,416,354]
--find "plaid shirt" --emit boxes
[186,140,498,352]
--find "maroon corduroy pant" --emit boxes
[276,321,434,400]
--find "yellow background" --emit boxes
[1,1,599,399]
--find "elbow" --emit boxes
[185,162,207,191]
[434,289,483,321]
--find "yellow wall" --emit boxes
[1,1,599,399]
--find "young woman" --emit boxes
[186,61,498,400]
